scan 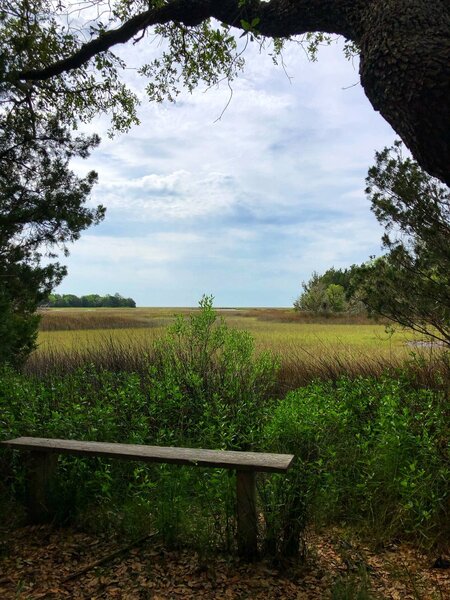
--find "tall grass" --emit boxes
[35,305,423,396]
[235,307,383,326]
[38,307,381,332]
[25,337,158,377]
[26,332,449,396]
[275,343,449,395]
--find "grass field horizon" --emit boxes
[35,306,435,353]
[30,306,447,389]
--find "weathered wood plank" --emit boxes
[1,438,294,473]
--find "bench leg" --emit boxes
[236,470,257,561]
[26,451,58,523]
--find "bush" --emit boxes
[147,294,279,449]
[262,375,449,550]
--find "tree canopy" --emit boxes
[0,1,107,365]
[293,267,363,315]
[0,113,104,364]
[2,0,449,184]
[299,144,450,345]
[353,142,450,347]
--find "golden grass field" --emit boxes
[36,307,416,362]
[34,307,446,389]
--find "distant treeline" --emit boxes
[43,293,136,308]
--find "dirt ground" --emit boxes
[0,525,448,599]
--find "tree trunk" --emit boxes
[358,0,450,185]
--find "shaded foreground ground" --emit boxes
[0,526,448,599]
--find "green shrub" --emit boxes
[262,375,449,550]
[146,294,279,449]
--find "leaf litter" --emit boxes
[0,525,448,599]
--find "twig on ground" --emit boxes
[62,531,158,582]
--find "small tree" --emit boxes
[149,295,279,449]
[294,273,348,315]
[0,114,104,366]
[354,142,450,346]
[294,273,327,314]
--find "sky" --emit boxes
[57,33,396,307]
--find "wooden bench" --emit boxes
[1,437,294,560]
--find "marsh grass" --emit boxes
[233,307,382,325]
[30,310,446,393]
[275,345,403,395]
[33,306,418,383]
[38,307,385,331]
[27,336,404,387]
[25,336,157,377]
[38,307,177,331]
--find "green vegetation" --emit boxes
[354,142,450,348]
[294,267,363,316]
[45,293,136,308]
[265,376,449,551]
[1,299,449,561]
[29,305,449,397]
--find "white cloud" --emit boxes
[94,169,238,220]
[61,37,395,306]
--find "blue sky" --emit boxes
[58,36,395,307]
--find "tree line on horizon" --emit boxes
[43,293,136,309]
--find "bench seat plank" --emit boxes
[1,437,294,473]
